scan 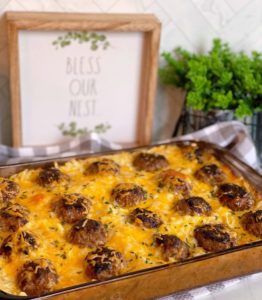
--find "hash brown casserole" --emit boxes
[0,143,261,296]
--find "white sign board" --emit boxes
[7,13,160,148]
[18,30,143,146]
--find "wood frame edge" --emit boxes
[5,12,161,147]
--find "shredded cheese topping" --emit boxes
[0,144,260,296]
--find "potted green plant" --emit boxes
[159,38,262,156]
[160,39,262,118]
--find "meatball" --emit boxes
[176,197,212,216]
[216,183,254,211]
[0,231,38,257]
[194,224,236,252]
[154,234,189,261]
[37,166,69,187]
[157,169,191,196]
[68,218,107,248]
[85,159,120,176]
[85,247,126,280]
[17,258,58,296]
[54,193,91,224]
[111,183,147,208]
[0,203,29,232]
[195,164,226,185]
[133,152,169,172]
[129,208,163,229]
[179,144,204,163]
[241,210,262,238]
[0,178,20,204]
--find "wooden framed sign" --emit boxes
[6,12,161,147]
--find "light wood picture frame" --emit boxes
[6,12,161,148]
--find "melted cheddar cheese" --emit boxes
[0,144,260,296]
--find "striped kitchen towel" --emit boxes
[0,121,259,169]
[0,132,121,164]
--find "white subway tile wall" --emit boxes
[0,0,262,145]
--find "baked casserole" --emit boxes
[0,143,261,296]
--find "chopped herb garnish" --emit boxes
[19,192,28,199]
[51,240,59,247]
[49,226,58,231]
[130,251,138,259]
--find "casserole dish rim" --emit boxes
[0,139,261,299]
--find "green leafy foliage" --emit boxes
[52,32,110,51]
[57,122,111,137]
[159,39,262,118]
